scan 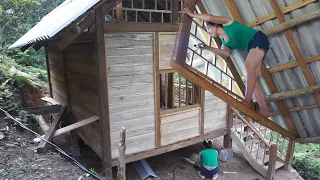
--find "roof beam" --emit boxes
[266,84,320,102]
[57,1,120,51]
[263,8,320,36]
[270,0,320,108]
[104,22,179,32]
[247,0,318,27]
[296,136,320,144]
[224,0,299,137]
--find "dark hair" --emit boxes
[203,140,212,149]
[206,21,223,28]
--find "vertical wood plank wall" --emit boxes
[159,32,177,70]
[204,91,228,133]
[105,33,156,158]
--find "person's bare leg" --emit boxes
[243,48,265,107]
[253,61,271,117]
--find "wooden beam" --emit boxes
[112,128,228,166]
[37,106,66,153]
[20,44,33,52]
[172,0,179,24]
[266,84,320,102]
[116,2,123,21]
[174,0,196,65]
[224,0,243,23]
[95,6,112,178]
[104,22,179,32]
[171,61,295,139]
[23,105,62,115]
[284,140,295,171]
[223,104,233,148]
[263,8,320,36]
[53,116,99,137]
[270,104,318,116]
[200,89,205,135]
[224,0,298,137]
[266,54,320,74]
[154,32,161,148]
[117,127,126,180]
[267,143,277,180]
[247,0,318,27]
[296,136,320,144]
[57,1,119,51]
[270,0,320,108]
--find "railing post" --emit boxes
[284,140,295,171]
[224,104,233,148]
[267,143,277,180]
[117,127,126,180]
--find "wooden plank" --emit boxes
[160,104,200,116]
[44,46,53,97]
[174,0,196,65]
[161,126,199,146]
[107,47,153,57]
[95,6,112,178]
[161,107,200,124]
[161,116,199,135]
[107,55,153,65]
[284,140,295,171]
[172,0,179,24]
[62,52,71,110]
[224,0,298,137]
[171,61,295,139]
[54,116,99,137]
[111,128,227,166]
[117,127,126,180]
[108,83,154,97]
[247,0,318,27]
[57,1,118,51]
[200,89,205,135]
[266,84,320,102]
[37,106,66,153]
[267,144,277,180]
[108,64,153,77]
[224,0,243,23]
[263,8,320,36]
[204,114,227,127]
[110,117,154,133]
[270,0,320,109]
[108,74,153,87]
[154,32,161,148]
[109,98,154,113]
[109,93,154,105]
[104,23,179,32]
[23,105,62,115]
[110,108,155,123]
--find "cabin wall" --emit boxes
[159,32,176,70]
[160,106,200,146]
[105,33,156,158]
[64,41,102,155]
[204,91,227,133]
[46,49,68,105]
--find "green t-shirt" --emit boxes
[201,149,218,167]
[222,20,257,50]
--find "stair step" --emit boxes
[275,161,285,170]
[240,131,255,138]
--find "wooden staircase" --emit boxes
[231,108,286,179]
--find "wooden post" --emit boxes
[267,143,277,180]
[95,6,112,179]
[116,2,123,22]
[154,32,161,148]
[284,140,295,171]
[44,46,53,98]
[200,89,205,135]
[223,104,233,148]
[117,127,126,180]
[167,73,174,108]
[172,0,179,24]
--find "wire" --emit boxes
[0,107,102,180]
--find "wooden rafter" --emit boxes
[270,0,320,108]
[224,0,299,137]
[247,0,318,27]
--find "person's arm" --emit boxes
[184,8,231,25]
[199,45,231,58]
[195,152,202,167]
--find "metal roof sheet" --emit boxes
[9,0,101,49]
[202,0,320,138]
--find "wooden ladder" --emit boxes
[231,108,285,179]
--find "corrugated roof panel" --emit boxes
[9,0,101,49]
[202,0,320,138]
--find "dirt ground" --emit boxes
[0,115,303,180]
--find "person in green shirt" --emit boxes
[184,8,270,117]
[195,140,219,179]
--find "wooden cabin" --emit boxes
[10,0,320,179]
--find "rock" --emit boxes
[0,132,5,140]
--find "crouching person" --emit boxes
[195,140,219,179]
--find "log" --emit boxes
[117,127,126,180]
[263,8,320,36]
[266,84,320,102]
[37,115,49,132]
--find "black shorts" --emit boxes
[247,31,270,53]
